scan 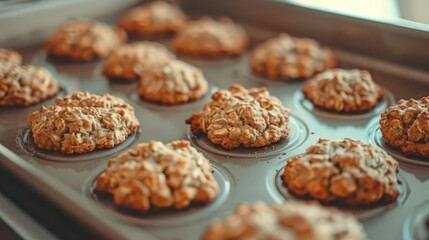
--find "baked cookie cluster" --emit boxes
[186,84,290,149]
[102,41,172,81]
[119,1,186,37]
[283,138,399,206]
[251,33,336,80]
[380,96,429,158]
[28,92,140,154]
[0,48,59,107]
[303,69,383,113]
[173,17,248,57]
[46,19,126,62]
[202,201,365,240]
[138,59,208,104]
[95,140,219,212]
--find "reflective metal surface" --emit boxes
[280,0,429,32]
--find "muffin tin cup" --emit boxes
[293,87,395,120]
[16,128,142,162]
[187,115,309,159]
[81,161,233,228]
[266,157,410,221]
[403,200,429,240]
[367,122,429,167]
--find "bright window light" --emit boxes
[286,0,400,21]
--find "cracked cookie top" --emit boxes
[28,92,140,154]
[173,17,248,57]
[103,41,172,81]
[0,48,21,65]
[95,140,219,212]
[202,201,365,240]
[186,84,290,149]
[138,59,208,105]
[303,69,383,113]
[0,65,59,107]
[282,138,399,206]
[380,96,429,158]
[251,33,336,80]
[118,1,186,36]
[46,19,126,62]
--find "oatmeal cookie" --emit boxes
[380,96,429,158]
[118,1,186,37]
[0,48,21,65]
[95,140,219,211]
[172,17,248,57]
[303,69,383,113]
[102,41,172,81]
[282,138,399,206]
[28,92,140,154]
[0,65,59,107]
[138,59,208,104]
[46,19,126,62]
[202,201,365,240]
[186,84,290,149]
[251,33,336,80]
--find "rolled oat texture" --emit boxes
[95,140,219,211]
[380,96,429,158]
[118,1,186,36]
[303,69,383,113]
[173,17,248,57]
[186,84,290,149]
[46,19,126,62]
[103,41,172,81]
[138,59,208,104]
[283,138,399,206]
[251,33,336,80]
[0,64,59,107]
[202,201,365,240]
[0,48,22,65]
[28,92,140,154]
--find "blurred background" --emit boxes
[282,0,429,30]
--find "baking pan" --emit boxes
[1,1,429,239]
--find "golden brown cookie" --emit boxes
[0,65,59,107]
[282,138,399,206]
[95,140,219,212]
[173,17,248,57]
[138,59,208,104]
[251,33,336,80]
[303,69,383,113]
[118,1,186,37]
[202,201,365,240]
[28,92,140,154]
[0,48,21,65]
[380,96,429,158]
[102,41,172,81]
[186,84,290,149]
[46,19,126,62]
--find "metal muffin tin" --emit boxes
[1,1,429,240]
